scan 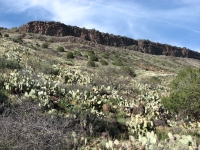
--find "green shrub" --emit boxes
[57,46,65,52]
[40,62,59,75]
[121,66,136,77]
[89,54,98,61]
[156,127,169,141]
[101,53,109,59]
[74,51,82,56]
[87,50,95,55]
[13,37,23,44]
[0,58,21,70]
[21,33,26,37]
[41,43,48,48]
[0,32,2,37]
[87,60,95,67]
[4,34,9,37]
[49,38,53,43]
[100,60,108,66]
[0,90,8,104]
[29,45,37,50]
[87,50,98,61]
[161,67,200,121]
[116,111,127,124]
[36,43,40,47]
[84,55,88,58]
[0,75,4,89]
[66,51,74,59]
[65,60,74,66]
[112,58,123,66]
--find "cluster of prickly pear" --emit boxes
[2,67,67,107]
[63,84,124,112]
[164,132,198,149]
[128,114,155,138]
[59,69,91,85]
[138,131,158,147]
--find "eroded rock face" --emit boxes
[19,21,200,60]
[19,21,138,47]
[129,40,200,59]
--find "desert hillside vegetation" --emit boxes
[0,27,200,150]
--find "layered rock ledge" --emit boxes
[19,21,200,60]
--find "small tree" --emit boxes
[161,67,200,121]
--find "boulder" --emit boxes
[154,119,168,127]
[132,104,145,115]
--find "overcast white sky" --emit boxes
[0,0,199,52]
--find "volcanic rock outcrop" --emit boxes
[19,21,200,60]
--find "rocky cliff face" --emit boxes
[128,40,200,59]
[19,21,200,60]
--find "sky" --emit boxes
[0,0,199,52]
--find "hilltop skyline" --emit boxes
[0,0,199,52]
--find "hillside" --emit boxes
[0,25,200,149]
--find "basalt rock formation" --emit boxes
[19,21,200,60]
[127,40,200,59]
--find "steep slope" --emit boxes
[0,26,200,150]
